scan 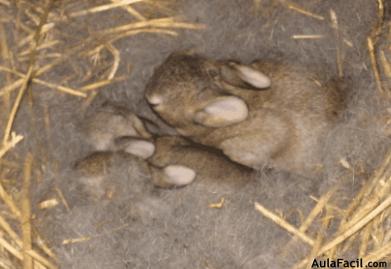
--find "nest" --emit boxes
[0,0,389,268]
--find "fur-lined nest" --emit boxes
[0,0,389,268]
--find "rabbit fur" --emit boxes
[145,53,345,177]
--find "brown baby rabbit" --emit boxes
[76,103,252,195]
[82,102,155,159]
[76,103,196,195]
[149,136,253,190]
[145,53,344,177]
[74,150,153,199]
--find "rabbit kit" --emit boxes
[0,0,389,269]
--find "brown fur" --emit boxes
[145,54,345,177]
[76,103,253,190]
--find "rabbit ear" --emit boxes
[163,165,196,186]
[128,114,153,139]
[194,96,248,127]
[220,63,271,90]
[115,137,155,159]
[151,165,196,188]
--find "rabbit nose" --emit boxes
[146,94,163,105]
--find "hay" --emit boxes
[289,151,391,268]
[0,0,389,268]
[0,0,202,268]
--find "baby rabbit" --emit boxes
[74,150,153,199]
[76,103,252,196]
[145,53,344,177]
[149,136,253,190]
[76,103,196,196]
[82,102,155,158]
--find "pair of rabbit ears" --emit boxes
[194,63,271,128]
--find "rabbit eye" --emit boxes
[207,69,219,79]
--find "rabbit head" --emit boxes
[79,103,197,189]
[82,103,155,159]
[145,54,271,136]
